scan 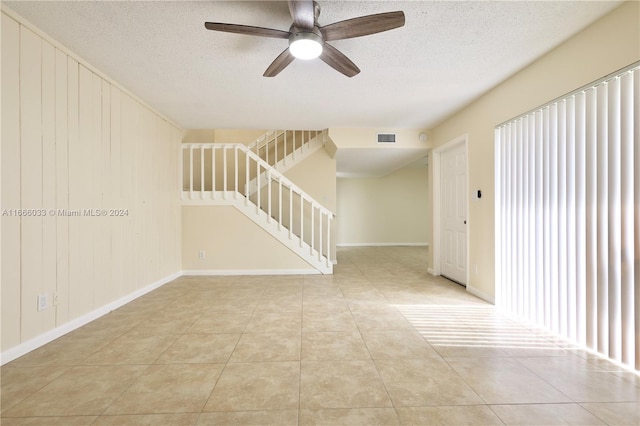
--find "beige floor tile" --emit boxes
[93,413,199,425]
[302,298,350,313]
[350,309,414,331]
[6,335,112,367]
[204,362,299,411]
[447,357,572,404]
[5,247,639,425]
[155,333,241,364]
[302,310,359,332]
[303,282,343,292]
[375,358,483,407]
[581,402,640,425]
[105,363,223,414]
[516,356,640,402]
[304,275,339,286]
[500,344,572,358]
[112,301,167,317]
[188,312,252,334]
[159,300,212,315]
[255,294,303,313]
[254,300,303,313]
[396,405,503,425]
[428,341,511,358]
[230,333,301,362]
[197,410,298,425]
[205,298,259,313]
[346,300,392,311]
[300,360,392,409]
[404,312,515,359]
[302,284,343,294]
[583,356,635,372]
[263,275,305,286]
[82,334,179,365]
[361,331,440,359]
[245,311,302,333]
[341,288,388,302]
[64,312,144,339]
[491,403,606,425]
[0,416,98,425]
[126,312,202,335]
[300,408,400,425]
[3,365,148,416]
[261,288,303,299]
[302,332,371,360]
[612,371,640,387]
[1,366,69,414]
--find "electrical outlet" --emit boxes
[199,250,206,259]
[37,293,48,311]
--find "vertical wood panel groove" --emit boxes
[1,11,182,357]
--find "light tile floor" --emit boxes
[2,247,639,425]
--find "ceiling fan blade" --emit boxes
[204,22,290,39]
[288,0,315,30]
[264,48,296,77]
[320,11,405,41]
[320,43,360,77]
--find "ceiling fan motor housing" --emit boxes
[288,26,324,59]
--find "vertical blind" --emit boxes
[495,63,639,370]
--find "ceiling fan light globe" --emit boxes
[289,32,323,60]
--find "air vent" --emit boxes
[377,133,396,143]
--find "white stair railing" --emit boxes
[247,129,323,168]
[180,138,334,271]
[245,129,328,195]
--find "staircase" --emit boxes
[245,130,327,194]
[180,130,334,274]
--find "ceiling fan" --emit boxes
[204,0,405,77]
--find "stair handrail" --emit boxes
[246,129,324,166]
[247,130,284,154]
[181,140,334,218]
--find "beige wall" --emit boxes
[284,148,337,212]
[183,129,267,145]
[428,1,640,301]
[1,10,182,354]
[182,206,313,272]
[337,162,429,246]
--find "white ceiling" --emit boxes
[3,1,621,176]
[336,148,428,178]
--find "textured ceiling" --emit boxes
[4,1,622,132]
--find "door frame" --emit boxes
[432,134,469,285]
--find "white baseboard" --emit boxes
[466,285,495,304]
[1,271,181,366]
[427,268,435,276]
[337,242,429,247]
[181,269,321,276]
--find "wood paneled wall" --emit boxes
[1,11,182,353]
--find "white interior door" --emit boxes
[440,143,467,285]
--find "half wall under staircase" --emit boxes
[181,130,334,274]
